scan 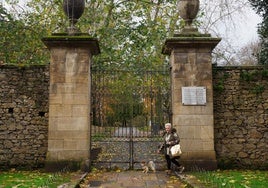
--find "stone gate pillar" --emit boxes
[42,36,100,171]
[162,0,221,170]
[41,0,100,172]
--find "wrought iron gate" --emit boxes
[90,68,171,170]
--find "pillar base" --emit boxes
[181,159,217,171]
[180,150,217,171]
[44,159,90,172]
[42,35,100,173]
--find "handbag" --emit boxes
[170,144,182,157]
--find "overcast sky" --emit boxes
[220,6,262,48]
[198,0,262,49]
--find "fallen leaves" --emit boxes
[192,169,268,188]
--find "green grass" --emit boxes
[0,170,71,188]
[1,169,267,188]
[192,169,268,188]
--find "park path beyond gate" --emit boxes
[90,69,170,170]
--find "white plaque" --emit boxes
[182,87,206,105]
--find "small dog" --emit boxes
[141,160,156,173]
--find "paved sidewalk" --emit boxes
[78,170,189,188]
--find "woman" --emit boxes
[158,123,184,174]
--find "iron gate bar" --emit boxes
[130,125,133,169]
[90,69,170,169]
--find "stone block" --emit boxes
[48,130,89,140]
[61,94,89,105]
[173,48,195,54]
[76,140,90,150]
[46,151,58,160]
[177,126,195,139]
[75,83,90,94]
[62,140,77,150]
[48,117,59,130]
[179,125,202,140]
[173,80,185,89]
[49,93,63,104]
[48,140,64,151]
[62,94,74,105]
[172,88,182,102]
[51,48,66,61]
[181,138,203,151]
[172,103,213,115]
[57,83,75,93]
[73,94,89,104]
[49,104,72,117]
[57,150,89,160]
[196,71,212,81]
[195,53,210,64]
[181,151,216,160]
[65,52,79,73]
[174,53,188,64]
[200,126,214,140]
[73,75,89,83]
[173,115,213,126]
[202,140,215,151]
[188,52,196,64]
[180,138,214,151]
[72,105,89,117]
[56,117,88,131]
[50,75,65,83]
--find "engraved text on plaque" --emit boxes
[182,87,206,105]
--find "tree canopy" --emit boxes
[1,0,181,69]
[1,0,261,66]
[80,0,180,71]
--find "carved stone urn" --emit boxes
[177,0,200,33]
[63,0,85,35]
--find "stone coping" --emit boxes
[42,34,100,55]
[213,65,268,70]
[162,36,221,54]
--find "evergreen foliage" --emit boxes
[248,0,268,65]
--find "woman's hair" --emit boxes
[165,123,172,128]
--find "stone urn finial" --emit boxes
[177,0,200,34]
[63,0,85,35]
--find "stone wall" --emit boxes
[0,65,267,169]
[0,65,49,169]
[213,66,268,169]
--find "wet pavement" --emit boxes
[78,170,189,188]
[85,127,200,187]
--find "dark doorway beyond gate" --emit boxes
[90,69,170,169]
